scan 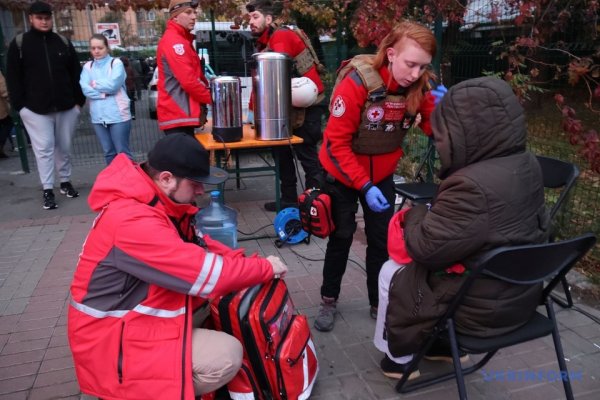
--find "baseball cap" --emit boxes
[148,133,228,185]
[29,1,52,15]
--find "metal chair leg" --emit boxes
[546,299,575,400]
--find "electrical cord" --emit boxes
[237,223,274,236]
[287,246,366,273]
[239,234,279,242]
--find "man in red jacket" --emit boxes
[247,0,326,211]
[157,0,211,135]
[68,133,288,399]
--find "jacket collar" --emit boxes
[167,19,194,41]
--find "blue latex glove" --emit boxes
[431,84,448,105]
[365,186,390,213]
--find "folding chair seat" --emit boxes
[395,233,597,400]
[394,139,439,208]
[536,155,580,308]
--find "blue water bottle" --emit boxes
[195,191,238,248]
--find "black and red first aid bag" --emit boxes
[210,278,319,400]
[297,188,335,238]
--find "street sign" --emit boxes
[95,23,121,46]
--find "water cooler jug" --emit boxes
[251,52,291,140]
[210,76,243,142]
[195,191,238,248]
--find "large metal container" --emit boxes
[251,52,291,140]
[210,76,243,142]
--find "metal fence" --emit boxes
[1,4,598,267]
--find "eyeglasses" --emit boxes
[170,1,199,13]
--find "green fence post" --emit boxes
[432,14,443,77]
[209,9,219,73]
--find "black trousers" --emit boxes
[320,174,395,307]
[0,116,12,151]
[275,105,324,202]
[163,126,196,136]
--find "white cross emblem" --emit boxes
[331,95,346,117]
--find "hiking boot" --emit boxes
[370,306,378,320]
[314,297,337,332]
[380,354,420,380]
[59,182,79,198]
[43,189,57,210]
[264,200,297,212]
[424,338,469,363]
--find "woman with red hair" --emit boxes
[315,21,437,332]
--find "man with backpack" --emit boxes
[6,1,85,210]
[68,133,289,399]
[246,0,326,211]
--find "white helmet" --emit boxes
[291,77,318,108]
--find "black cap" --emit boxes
[29,1,52,15]
[148,133,228,185]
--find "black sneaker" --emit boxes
[424,338,469,363]
[380,355,420,380]
[43,189,57,210]
[59,182,79,198]
[264,200,297,212]
[370,306,378,320]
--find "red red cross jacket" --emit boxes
[319,66,435,191]
[68,154,273,400]
[157,20,211,131]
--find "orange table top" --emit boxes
[195,122,303,151]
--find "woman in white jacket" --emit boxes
[80,34,132,164]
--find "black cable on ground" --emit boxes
[238,234,279,242]
[237,223,274,236]
[287,246,366,273]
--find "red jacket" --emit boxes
[157,20,211,131]
[319,66,435,190]
[68,154,273,400]
[249,26,324,110]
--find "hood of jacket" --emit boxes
[88,154,198,220]
[432,77,526,179]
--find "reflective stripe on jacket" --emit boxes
[156,20,211,131]
[68,154,273,399]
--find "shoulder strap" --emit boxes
[287,26,326,74]
[57,33,69,47]
[16,32,69,59]
[15,33,23,59]
[329,54,385,110]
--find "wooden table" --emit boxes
[195,122,303,212]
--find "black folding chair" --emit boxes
[536,155,580,308]
[394,139,438,209]
[395,233,597,400]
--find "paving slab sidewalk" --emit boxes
[0,154,599,399]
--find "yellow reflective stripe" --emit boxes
[70,298,185,319]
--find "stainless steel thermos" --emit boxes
[210,76,243,142]
[251,52,291,140]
